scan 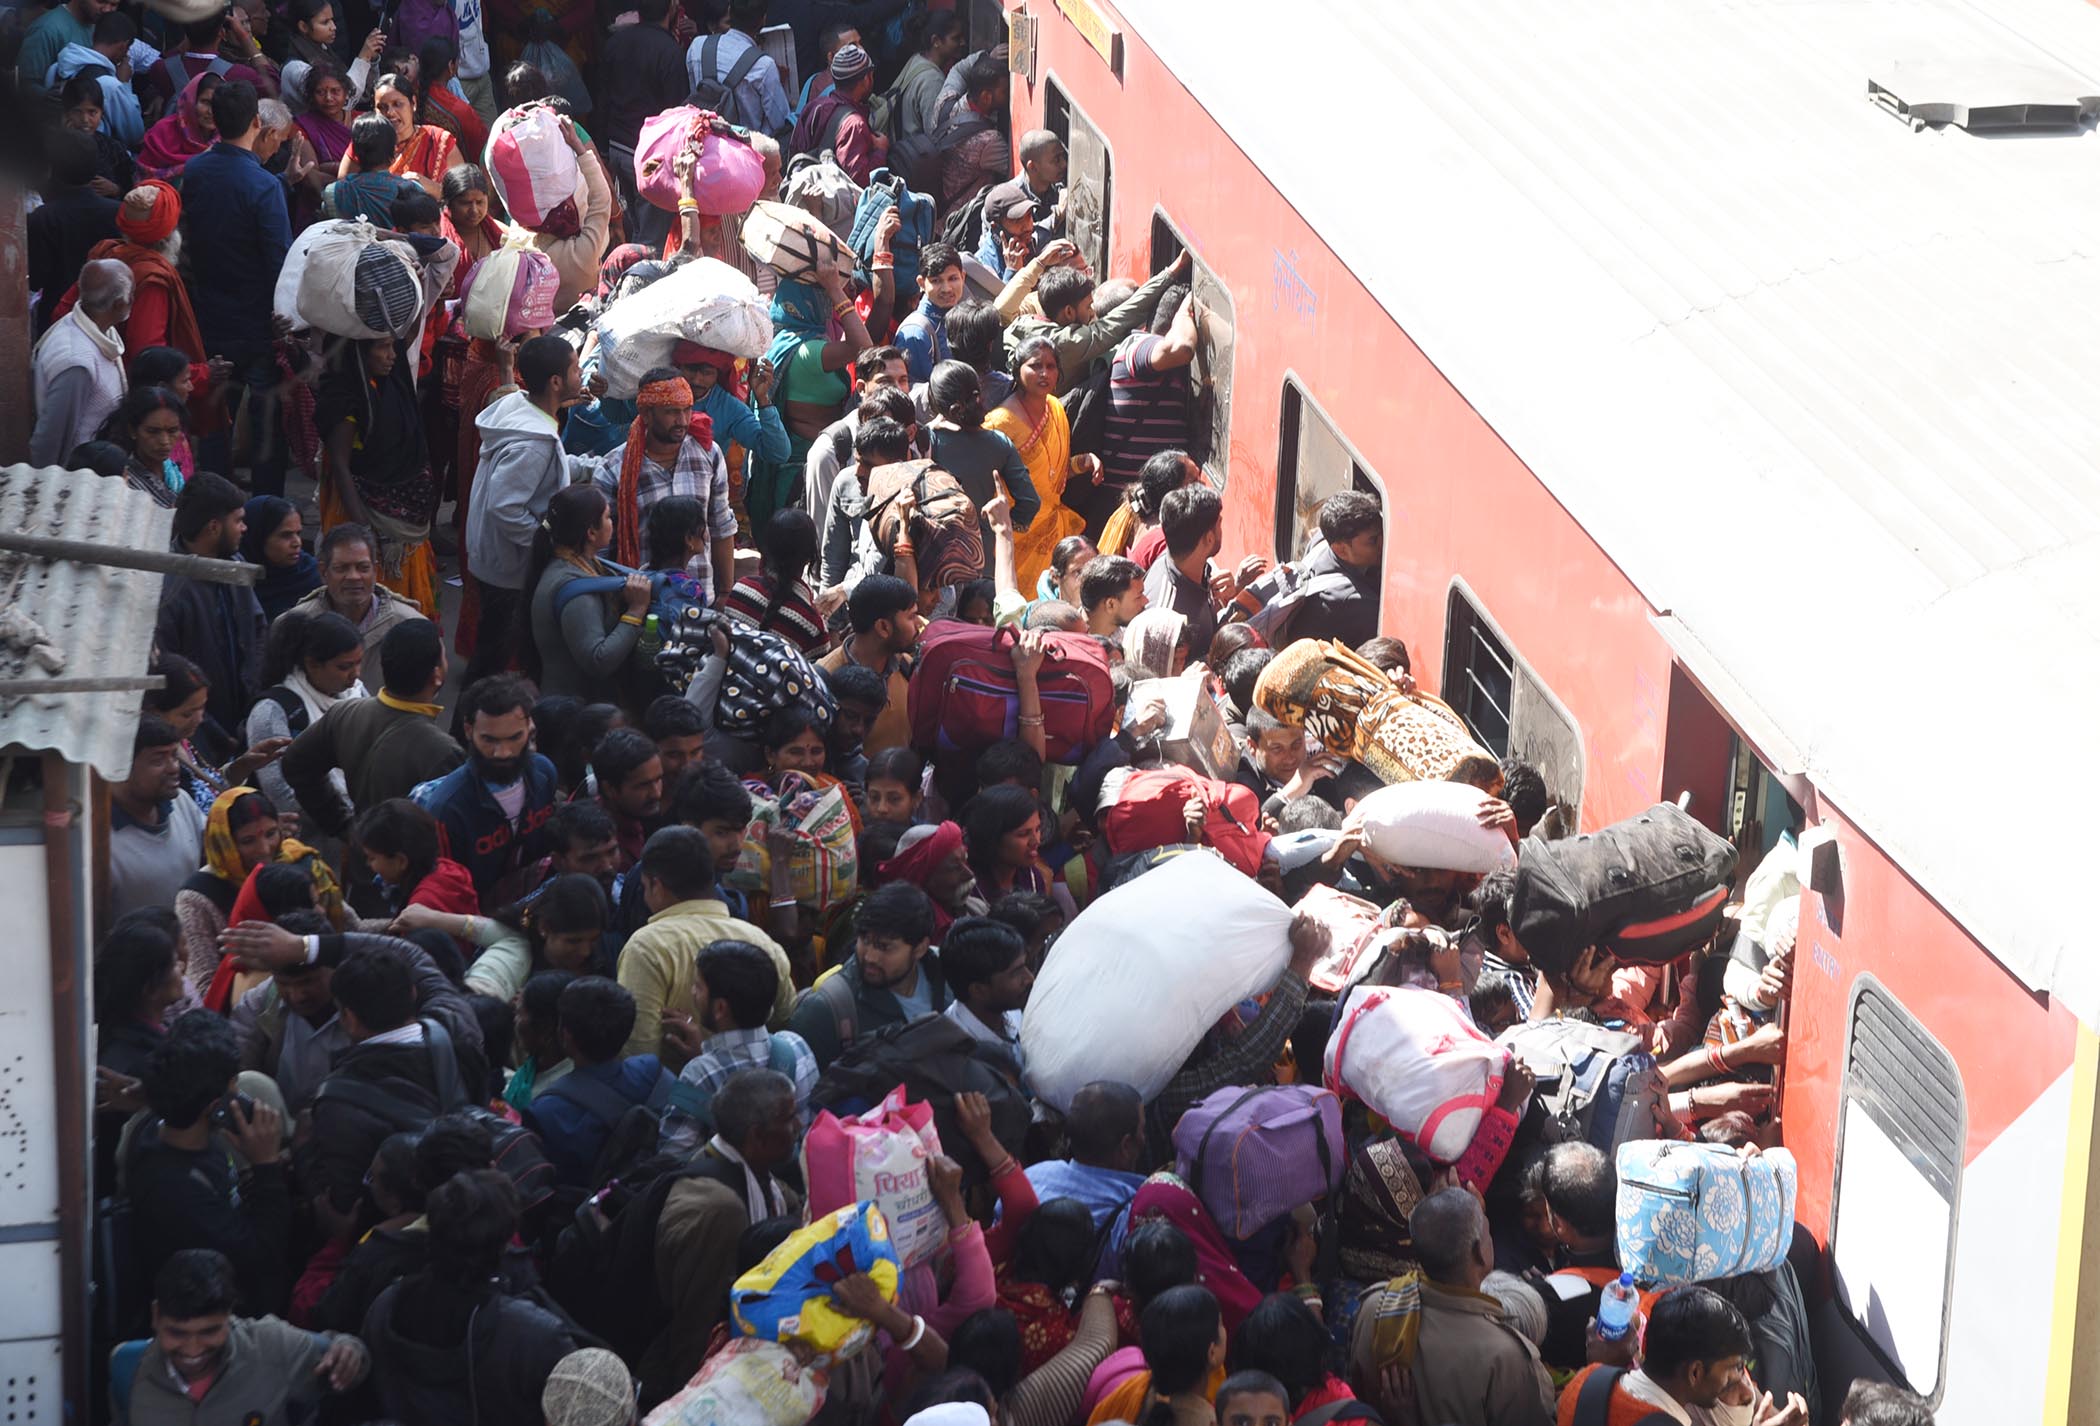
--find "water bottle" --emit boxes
[1597,1272,1639,1340]
[639,613,663,658]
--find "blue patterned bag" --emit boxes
[1614,1140,1797,1284]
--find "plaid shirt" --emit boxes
[595,435,734,588]
[658,1026,820,1158]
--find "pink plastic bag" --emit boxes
[801,1088,947,1267]
[457,239,560,340]
[637,107,768,215]
[485,104,580,232]
[1290,884,1385,993]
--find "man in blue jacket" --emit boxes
[525,976,675,1184]
[413,675,559,910]
[182,80,292,495]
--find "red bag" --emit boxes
[907,618,1112,762]
[1098,767,1270,877]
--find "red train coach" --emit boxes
[998,0,2100,1419]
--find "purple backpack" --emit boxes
[1171,1084,1345,1239]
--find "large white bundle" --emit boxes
[275,219,423,339]
[1353,779,1516,873]
[595,256,773,399]
[1022,850,1295,1112]
[1325,984,1506,1163]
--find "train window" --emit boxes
[1150,212,1236,488]
[1041,79,1112,279]
[1276,378,1379,564]
[1443,583,1585,825]
[1831,977,1962,1402]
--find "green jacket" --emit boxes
[1004,262,1185,398]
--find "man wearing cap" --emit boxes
[975,130,1066,279]
[790,43,886,185]
[669,339,790,471]
[595,367,736,603]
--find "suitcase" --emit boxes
[1097,767,1269,877]
[1172,1084,1345,1238]
[1500,1018,1664,1156]
[907,617,1113,763]
[1614,1140,1797,1284]
[1509,802,1738,976]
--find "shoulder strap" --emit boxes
[421,1019,466,1112]
[721,39,759,94]
[817,970,857,1052]
[264,685,310,735]
[545,1068,647,1128]
[1187,1085,1268,1203]
[700,33,719,81]
[1573,1367,1670,1426]
[766,1033,800,1076]
[109,1339,148,1422]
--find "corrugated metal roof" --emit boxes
[0,466,174,780]
[1113,0,2100,1022]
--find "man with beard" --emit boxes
[121,1250,366,1426]
[940,915,1032,1076]
[788,880,949,1073]
[412,674,558,911]
[871,820,985,944]
[593,366,735,600]
[586,728,667,874]
[520,798,623,907]
[817,574,923,758]
[154,472,267,736]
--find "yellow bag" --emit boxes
[730,1202,902,1361]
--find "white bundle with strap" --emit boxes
[1021,850,1295,1112]
[1352,779,1518,873]
[1325,984,1507,1163]
[275,219,424,339]
[594,256,774,399]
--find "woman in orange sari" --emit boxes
[986,334,1096,592]
[314,334,441,617]
[368,71,464,196]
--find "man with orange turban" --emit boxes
[55,179,229,426]
[592,367,735,602]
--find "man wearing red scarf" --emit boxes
[592,369,735,599]
[875,821,983,942]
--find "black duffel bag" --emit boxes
[811,1013,1032,1188]
[1510,802,1738,976]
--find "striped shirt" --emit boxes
[1102,333,1192,488]
[721,574,828,654]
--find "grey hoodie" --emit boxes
[466,389,596,591]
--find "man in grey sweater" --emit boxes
[107,715,206,929]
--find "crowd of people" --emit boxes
[15,2,1941,1424]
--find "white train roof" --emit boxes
[1113,0,2100,1025]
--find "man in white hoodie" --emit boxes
[30,257,130,467]
[463,335,592,691]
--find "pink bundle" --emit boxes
[458,239,560,340]
[636,106,768,215]
[485,104,580,232]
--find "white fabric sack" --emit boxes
[1022,850,1295,1113]
[1325,984,1507,1163]
[278,219,423,339]
[595,256,774,399]
[1354,779,1517,873]
[484,104,581,231]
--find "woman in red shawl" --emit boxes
[137,72,222,183]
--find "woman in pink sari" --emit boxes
[137,73,223,184]
[291,63,354,226]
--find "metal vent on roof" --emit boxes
[1869,61,2100,132]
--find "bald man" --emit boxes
[30,256,131,467]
